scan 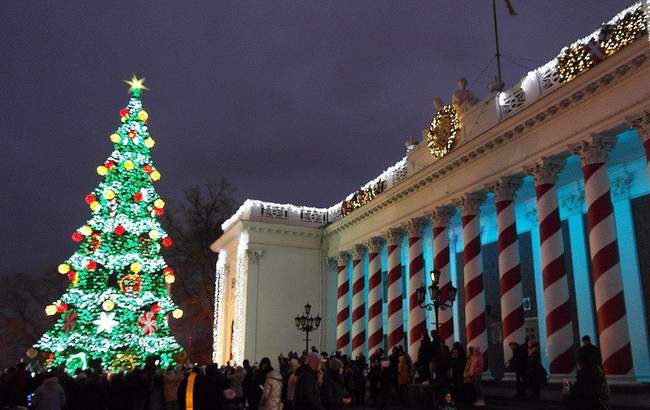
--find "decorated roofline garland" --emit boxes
[219,2,649,232]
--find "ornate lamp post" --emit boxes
[294,302,321,353]
[416,269,457,330]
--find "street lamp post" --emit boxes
[415,269,457,330]
[294,302,321,353]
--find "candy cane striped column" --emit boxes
[407,218,427,360]
[367,237,386,356]
[458,193,488,356]
[431,206,456,347]
[573,136,633,375]
[386,228,405,350]
[528,158,574,374]
[492,177,525,365]
[336,252,351,353]
[351,245,366,359]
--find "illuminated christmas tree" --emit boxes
[35,76,183,373]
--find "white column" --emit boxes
[611,173,650,380]
[559,188,597,342]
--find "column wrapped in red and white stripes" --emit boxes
[459,193,488,356]
[573,136,633,375]
[351,245,366,359]
[336,252,351,353]
[386,228,405,350]
[407,218,427,360]
[528,157,574,374]
[493,177,525,364]
[430,206,456,347]
[367,237,385,356]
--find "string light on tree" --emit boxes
[34,76,183,373]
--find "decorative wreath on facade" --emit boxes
[427,105,460,158]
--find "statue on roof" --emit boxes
[451,78,478,113]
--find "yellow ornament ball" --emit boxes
[153,198,165,209]
[148,230,160,240]
[97,165,108,176]
[150,171,161,181]
[45,305,57,316]
[80,225,92,236]
[138,111,149,122]
[102,299,115,311]
[172,309,183,319]
[103,190,116,200]
[58,263,70,274]
[90,201,101,212]
[110,133,121,143]
[164,274,176,284]
[144,138,155,148]
[123,160,134,170]
[130,262,142,273]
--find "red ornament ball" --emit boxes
[119,108,130,118]
[114,225,126,236]
[133,192,143,202]
[161,237,173,248]
[56,302,68,313]
[67,270,77,281]
[84,194,97,205]
[154,207,164,216]
[105,160,116,170]
[128,130,137,139]
[150,303,162,314]
[163,267,174,276]
[71,232,83,242]
[142,164,153,174]
[86,261,97,271]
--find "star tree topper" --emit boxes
[124,74,149,95]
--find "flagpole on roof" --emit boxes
[491,0,504,92]
[489,0,517,93]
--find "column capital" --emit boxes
[366,236,386,253]
[338,251,350,266]
[456,192,486,216]
[569,134,617,167]
[351,244,367,260]
[526,156,565,185]
[489,176,523,202]
[560,189,585,216]
[247,249,264,264]
[429,206,455,228]
[326,256,339,270]
[610,172,633,202]
[384,227,404,246]
[626,110,650,142]
[404,216,428,237]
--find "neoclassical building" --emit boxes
[210,3,650,381]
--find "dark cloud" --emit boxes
[0,0,629,273]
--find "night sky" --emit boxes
[1,0,629,274]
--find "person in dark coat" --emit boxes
[508,341,527,398]
[525,341,546,401]
[32,372,66,410]
[577,335,602,369]
[449,343,466,404]
[203,363,227,409]
[566,354,609,410]
[294,353,324,410]
[321,358,350,410]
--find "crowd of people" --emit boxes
[0,332,610,410]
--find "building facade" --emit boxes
[210,2,650,381]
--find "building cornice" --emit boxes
[325,41,650,237]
